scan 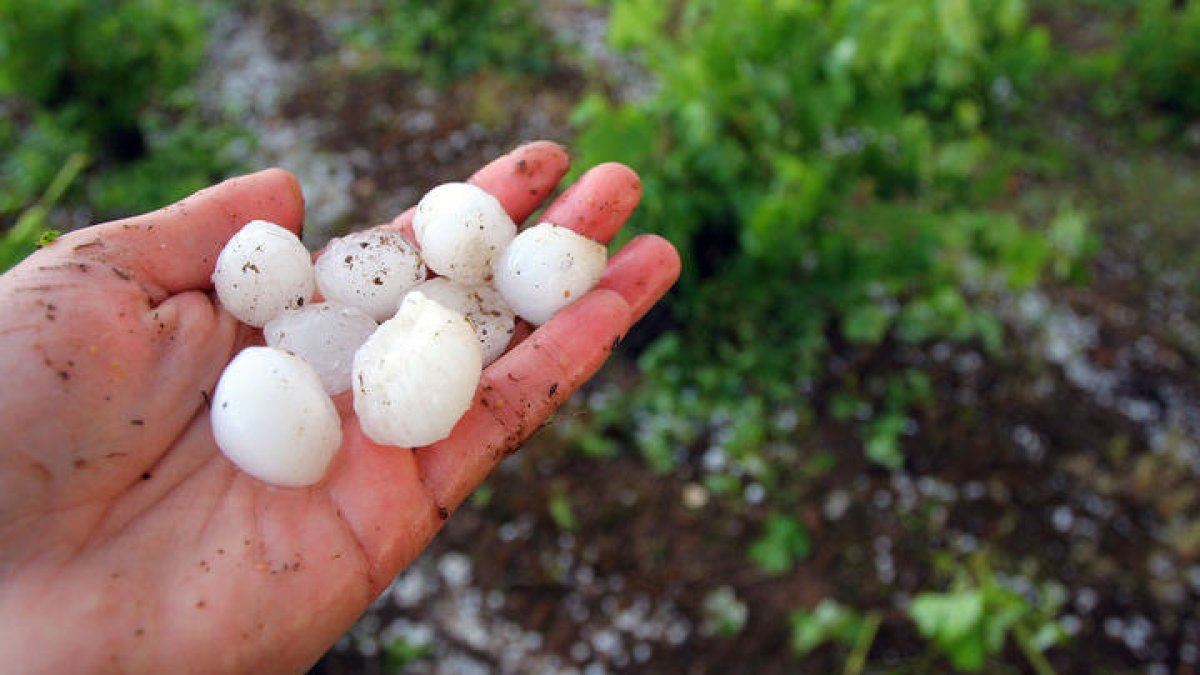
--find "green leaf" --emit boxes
[1030,622,1066,651]
[35,229,60,246]
[946,632,987,671]
[749,514,812,574]
[789,599,865,655]
[547,488,578,532]
[607,0,669,50]
[910,590,984,644]
[865,413,907,471]
[842,304,892,344]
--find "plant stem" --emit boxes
[8,152,88,240]
[843,611,882,675]
[2,152,88,270]
[1013,623,1057,675]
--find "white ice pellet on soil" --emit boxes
[263,302,378,395]
[412,182,516,284]
[405,277,515,366]
[493,222,607,326]
[211,220,315,327]
[353,291,482,447]
[315,228,426,321]
[210,346,342,487]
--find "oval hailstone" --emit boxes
[315,228,426,322]
[353,291,482,447]
[405,278,515,366]
[493,222,607,326]
[212,220,315,327]
[264,302,379,395]
[211,346,342,487]
[412,182,516,285]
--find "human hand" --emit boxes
[0,142,679,672]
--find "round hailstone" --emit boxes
[353,291,482,447]
[412,182,516,285]
[210,346,342,487]
[212,220,315,327]
[264,302,379,395]
[315,228,426,322]
[492,222,607,326]
[404,278,515,366]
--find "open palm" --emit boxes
[0,142,679,672]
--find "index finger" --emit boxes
[386,141,570,241]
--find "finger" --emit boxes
[70,169,305,298]
[539,162,642,243]
[500,164,653,347]
[504,232,678,347]
[415,288,633,511]
[386,141,570,239]
[597,234,681,323]
[468,140,570,218]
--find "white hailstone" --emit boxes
[405,278,515,366]
[263,302,379,395]
[493,222,607,326]
[211,346,342,487]
[353,291,482,447]
[315,228,426,322]
[412,182,516,284]
[212,220,315,327]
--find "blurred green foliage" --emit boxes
[1120,0,1200,124]
[749,514,813,574]
[547,484,580,532]
[910,555,1067,672]
[0,152,86,271]
[700,586,749,637]
[573,0,1080,474]
[333,0,555,87]
[0,0,243,253]
[1063,0,1200,138]
[790,599,881,673]
[383,635,432,670]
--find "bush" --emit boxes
[1120,0,1200,123]
[332,0,555,87]
[572,0,1081,474]
[0,0,242,236]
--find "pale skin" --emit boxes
[0,141,680,673]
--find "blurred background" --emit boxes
[3,0,1200,672]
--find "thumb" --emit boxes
[71,168,306,299]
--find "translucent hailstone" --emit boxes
[405,278,515,366]
[353,291,482,447]
[263,302,379,395]
[210,346,342,487]
[493,222,607,326]
[212,220,315,327]
[412,182,516,285]
[315,228,426,322]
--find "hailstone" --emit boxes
[211,220,315,327]
[492,222,607,326]
[315,228,426,321]
[353,291,482,447]
[264,302,379,395]
[210,346,342,487]
[404,278,515,366]
[412,182,516,284]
